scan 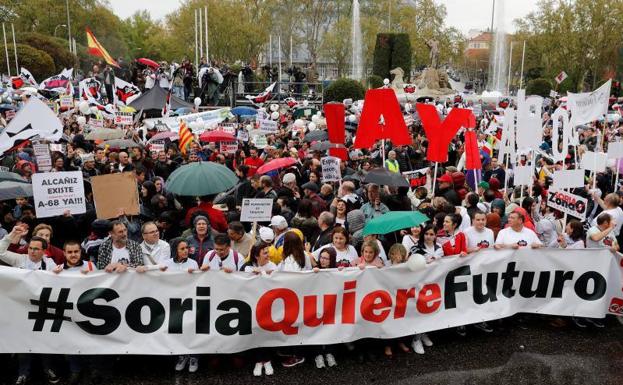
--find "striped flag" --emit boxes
[86,27,119,68]
[178,121,193,155]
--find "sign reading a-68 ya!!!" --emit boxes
[32,171,86,218]
[547,189,588,220]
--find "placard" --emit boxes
[219,141,238,154]
[240,198,273,222]
[547,189,587,220]
[49,143,66,154]
[513,165,533,186]
[258,118,278,134]
[90,118,104,129]
[402,167,429,188]
[237,130,249,142]
[321,156,341,182]
[149,141,165,155]
[607,142,623,159]
[114,112,134,126]
[91,172,140,219]
[32,143,52,172]
[581,151,607,172]
[253,135,267,149]
[60,95,74,109]
[221,123,237,136]
[552,170,585,190]
[32,171,86,218]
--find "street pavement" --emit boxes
[2,316,622,385]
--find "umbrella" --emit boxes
[257,157,297,175]
[0,180,33,201]
[137,58,160,69]
[148,131,178,142]
[231,106,258,116]
[199,130,237,143]
[362,211,429,236]
[363,168,409,187]
[303,130,328,143]
[343,171,366,183]
[293,107,318,119]
[0,104,17,112]
[0,171,27,183]
[310,141,345,152]
[98,139,143,150]
[85,128,125,141]
[166,162,238,196]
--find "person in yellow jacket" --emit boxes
[266,215,304,264]
[385,150,400,173]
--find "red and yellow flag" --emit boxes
[86,27,119,68]
[178,121,193,155]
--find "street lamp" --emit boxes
[54,24,67,37]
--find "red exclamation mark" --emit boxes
[324,103,348,161]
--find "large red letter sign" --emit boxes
[416,104,475,163]
[464,129,482,170]
[323,103,348,160]
[353,89,411,149]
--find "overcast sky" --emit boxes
[108,0,540,34]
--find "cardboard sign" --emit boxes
[32,171,86,218]
[552,170,585,190]
[581,151,607,172]
[33,143,52,172]
[114,112,134,126]
[91,172,140,219]
[220,141,238,154]
[547,189,588,220]
[60,95,74,109]
[258,119,278,134]
[237,130,249,142]
[514,165,533,186]
[607,142,623,159]
[321,156,341,182]
[402,167,429,188]
[240,198,273,222]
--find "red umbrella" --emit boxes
[257,157,297,175]
[137,58,160,69]
[199,130,237,143]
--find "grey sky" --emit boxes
[108,0,540,35]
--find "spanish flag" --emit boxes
[86,27,119,68]
[178,121,193,155]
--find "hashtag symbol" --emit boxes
[28,287,73,332]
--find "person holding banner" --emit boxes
[494,212,543,250]
[551,221,585,249]
[439,214,468,257]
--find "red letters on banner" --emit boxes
[324,102,349,160]
[416,104,475,163]
[464,129,482,170]
[353,89,411,149]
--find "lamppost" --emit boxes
[54,24,67,37]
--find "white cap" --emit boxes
[270,215,288,230]
[259,227,274,243]
[282,173,296,184]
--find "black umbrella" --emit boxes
[343,171,366,183]
[310,141,345,152]
[303,130,328,143]
[363,168,409,187]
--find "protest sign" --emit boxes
[32,143,52,172]
[91,172,140,219]
[513,165,533,186]
[552,170,585,190]
[221,123,237,136]
[581,151,607,172]
[32,171,86,218]
[607,142,623,159]
[253,135,268,149]
[90,118,104,129]
[240,198,273,222]
[403,167,429,188]
[49,143,65,154]
[0,248,618,355]
[149,141,165,156]
[220,141,238,154]
[237,130,249,142]
[0,98,63,154]
[59,95,74,109]
[258,118,278,134]
[555,71,568,84]
[568,80,611,126]
[321,156,342,182]
[547,189,588,220]
[114,112,134,126]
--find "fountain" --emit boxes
[351,0,363,81]
[488,0,507,95]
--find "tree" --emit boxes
[0,44,55,79]
[120,11,166,60]
[372,33,412,80]
[324,78,365,102]
[18,32,75,72]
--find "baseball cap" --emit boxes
[270,215,288,230]
[259,227,275,243]
[438,174,453,184]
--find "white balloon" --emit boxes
[271,111,279,120]
[311,115,320,124]
[79,101,90,114]
[383,78,390,85]
[406,254,427,272]
[194,97,202,106]
[302,100,309,106]
[316,111,322,117]
[76,116,86,126]
[294,119,304,127]
[348,114,357,123]
[308,122,317,131]
[270,104,279,112]
[404,102,412,113]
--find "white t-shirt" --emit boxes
[464,226,495,250]
[163,258,198,271]
[279,254,313,271]
[244,261,277,273]
[495,226,542,248]
[111,246,130,265]
[402,235,420,257]
[312,244,358,267]
[202,249,245,271]
[141,240,171,265]
[586,226,618,249]
[592,207,623,237]
[63,260,97,272]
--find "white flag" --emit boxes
[568,79,612,126]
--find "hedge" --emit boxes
[372,33,412,81]
[0,44,56,80]
[324,78,365,102]
[18,33,75,73]
[526,78,553,98]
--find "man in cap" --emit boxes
[302,181,327,217]
[436,173,459,205]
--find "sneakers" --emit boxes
[456,325,467,337]
[15,375,27,385]
[264,361,274,376]
[572,317,588,329]
[315,354,325,369]
[282,356,305,368]
[421,333,433,347]
[474,322,494,333]
[585,318,605,328]
[188,357,199,373]
[325,353,337,367]
[253,362,263,377]
[412,337,425,354]
[45,370,60,385]
[175,355,189,372]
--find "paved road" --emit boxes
[3,316,622,385]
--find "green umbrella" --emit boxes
[362,211,429,236]
[292,107,318,119]
[166,162,238,196]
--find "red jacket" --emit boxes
[441,232,467,256]
[244,157,264,177]
[185,202,228,233]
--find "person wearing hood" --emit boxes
[490,198,507,227]
[186,215,214,265]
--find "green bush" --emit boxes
[526,78,553,97]
[367,75,384,89]
[0,44,55,80]
[373,33,412,81]
[18,33,75,73]
[324,78,365,102]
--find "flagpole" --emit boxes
[278,35,282,84]
[290,35,293,69]
[204,6,209,63]
[11,23,17,74]
[66,0,72,53]
[199,8,203,60]
[2,23,10,77]
[194,9,198,69]
[431,162,439,198]
[519,40,526,89]
[269,35,272,69]
[506,41,513,96]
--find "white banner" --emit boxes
[240,198,273,222]
[219,141,238,154]
[547,189,588,220]
[568,80,611,126]
[321,156,341,182]
[258,118,278,134]
[32,171,86,218]
[0,249,619,355]
[142,108,231,133]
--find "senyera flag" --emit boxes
[86,27,119,68]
